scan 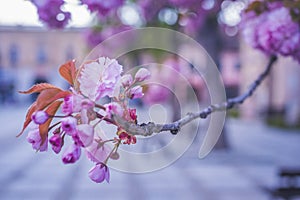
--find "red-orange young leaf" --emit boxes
[17,102,37,137]
[36,90,71,111]
[59,60,76,85]
[19,83,59,94]
[39,100,63,144]
[35,88,63,111]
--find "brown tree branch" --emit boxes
[113,55,278,136]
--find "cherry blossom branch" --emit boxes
[113,55,278,136]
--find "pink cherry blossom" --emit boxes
[78,57,123,101]
[31,111,49,125]
[86,140,111,163]
[135,68,151,82]
[88,163,110,183]
[62,143,81,164]
[26,125,48,152]
[121,74,133,88]
[62,94,84,115]
[127,85,144,99]
[49,134,63,154]
[61,117,77,136]
[104,102,124,118]
[76,124,94,147]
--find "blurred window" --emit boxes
[66,45,74,60]
[9,44,19,67]
[37,45,47,64]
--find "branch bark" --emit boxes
[113,55,278,136]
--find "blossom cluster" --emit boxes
[19,57,150,183]
[30,0,125,28]
[32,0,71,28]
[240,0,300,62]
[30,0,213,35]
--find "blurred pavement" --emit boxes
[0,104,300,200]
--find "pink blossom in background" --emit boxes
[81,0,124,17]
[62,143,81,164]
[26,125,48,152]
[88,163,110,183]
[169,0,201,10]
[79,57,123,101]
[240,3,300,62]
[83,28,103,49]
[84,25,133,49]
[32,0,71,28]
[139,0,169,22]
[143,84,170,105]
[180,11,206,36]
[240,11,267,51]
[86,140,111,163]
[257,8,300,56]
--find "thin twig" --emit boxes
[113,55,278,136]
[96,113,117,125]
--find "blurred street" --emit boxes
[0,104,299,200]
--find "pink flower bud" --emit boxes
[135,68,150,82]
[61,117,77,136]
[62,143,81,164]
[88,163,110,183]
[110,152,119,160]
[31,111,49,125]
[26,125,48,152]
[121,74,133,87]
[76,124,94,147]
[104,102,123,118]
[119,131,137,145]
[128,108,137,121]
[62,95,73,115]
[127,86,144,99]
[49,134,63,154]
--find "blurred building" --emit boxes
[0,25,87,103]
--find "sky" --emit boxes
[0,0,92,27]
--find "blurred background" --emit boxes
[0,0,300,199]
